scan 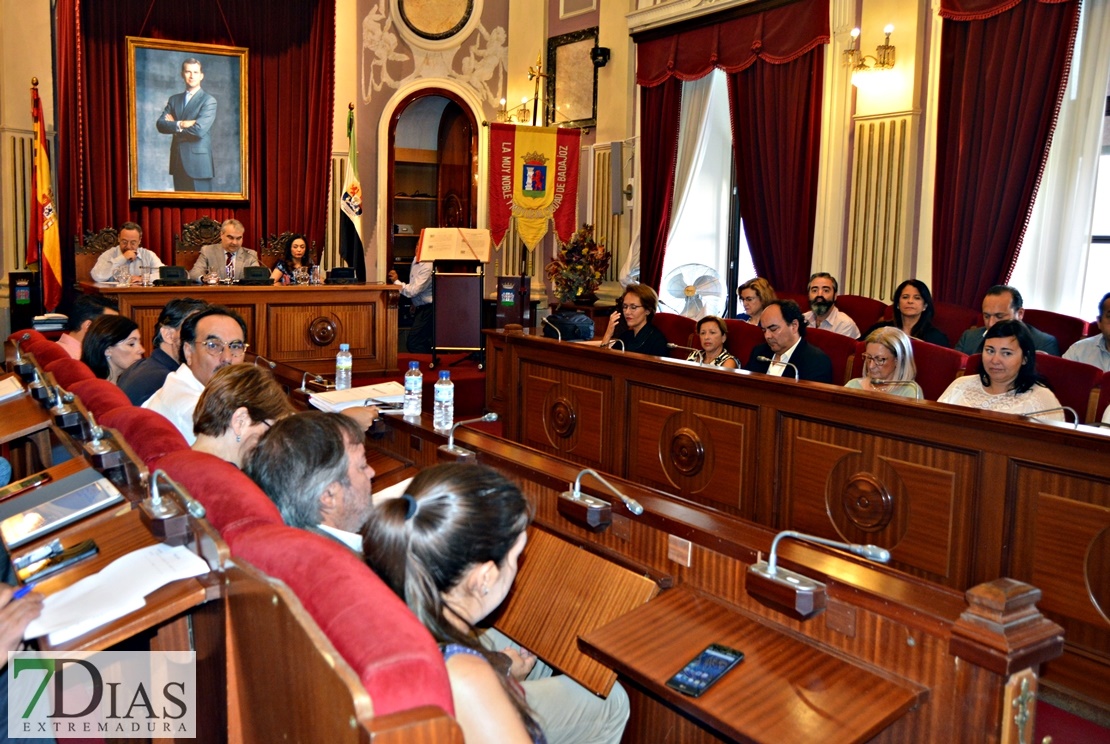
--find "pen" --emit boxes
[12,538,63,571]
[12,584,36,600]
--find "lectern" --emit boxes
[416,228,491,368]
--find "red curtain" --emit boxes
[931,0,1078,306]
[55,0,335,298]
[726,51,825,295]
[634,0,828,291]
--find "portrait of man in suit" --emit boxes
[156,57,218,191]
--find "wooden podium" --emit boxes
[417,228,491,368]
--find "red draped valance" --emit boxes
[940,0,1072,22]
[635,0,829,87]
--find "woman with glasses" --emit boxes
[81,315,144,384]
[845,327,921,398]
[597,284,669,357]
[192,365,295,468]
[736,277,776,325]
[687,316,739,369]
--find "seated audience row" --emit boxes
[80,314,143,383]
[1062,291,1110,372]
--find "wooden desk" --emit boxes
[0,377,57,471]
[79,281,400,376]
[581,587,921,743]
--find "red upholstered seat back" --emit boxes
[1022,309,1088,355]
[99,406,189,470]
[8,329,49,347]
[25,339,70,368]
[154,449,281,542]
[68,378,132,419]
[1097,371,1110,423]
[964,353,1103,422]
[652,313,697,358]
[230,523,455,718]
[834,295,888,331]
[724,319,765,368]
[805,327,858,385]
[45,357,96,387]
[932,302,981,348]
[908,339,968,401]
[776,291,810,312]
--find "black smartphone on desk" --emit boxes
[665,643,744,697]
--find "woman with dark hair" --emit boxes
[866,279,950,347]
[596,283,669,356]
[192,365,295,468]
[736,277,776,325]
[81,315,143,383]
[938,320,1062,419]
[363,464,543,743]
[687,316,739,369]
[270,234,315,284]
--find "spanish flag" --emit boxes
[27,82,61,311]
[488,122,580,251]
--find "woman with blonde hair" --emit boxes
[737,277,776,325]
[845,327,920,398]
[192,364,296,467]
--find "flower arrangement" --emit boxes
[545,225,611,304]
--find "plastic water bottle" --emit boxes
[433,370,454,432]
[335,344,352,390]
[403,361,423,418]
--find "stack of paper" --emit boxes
[0,375,25,403]
[24,543,210,645]
[309,381,406,412]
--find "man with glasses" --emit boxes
[90,222,165,284]
[144,305,249,444]
[188,219,260,282]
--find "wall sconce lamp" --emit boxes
[496,97,533,124]
[843,25,896,78]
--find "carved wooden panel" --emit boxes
[519,361,609,470]
[267,303,374,361]
[628,387,754,516]
[780,418,974,586]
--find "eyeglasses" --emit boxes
[862,354,892,366]
[621,304,643,311]
[196,338,248,358]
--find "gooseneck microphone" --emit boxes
[1022,406,1078,427]
[756,355,799,380]
[14,332,30,363]
[871,379,923,399]
[607,339,625,352]
[150,469,207,519]
[441,412,499,454]
[563,468,643,516]
[255,355,277,369]
[541,315,563,342]
[761,530,890,576]
[667,342,701,356]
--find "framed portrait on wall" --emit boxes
[545,28,598,130]
[126,37,249,200]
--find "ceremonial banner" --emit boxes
[339,106,365,276]
[27,83,61,311]
[488,123,580,251]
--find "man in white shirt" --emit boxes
[803,272,859,339]
[245,411,375,550]
[90,222,165,284]
[388,261,433,353]
[1063,292,1110,372]
[143,305,248,444]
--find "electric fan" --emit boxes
[660,263,726,319]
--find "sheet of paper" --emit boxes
[0,375,25,403]
[24,543,210,644]
[415,228,492,263]
[309,381,406,412]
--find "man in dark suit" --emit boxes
[954,285,1059,356]
[746,299,834,383]
[156,57,217,192]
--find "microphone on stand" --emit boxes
[667,342,701,357]
[562,467,643,516]
[1022,406,1078,428]
[438,412,499,461]
[541,315,563,342]
[871,379,924,399]
[756,355,799,380]
[13,332,30,363]
[255,355,277,369]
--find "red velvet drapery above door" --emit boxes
[634,0,829,291]
[931,0,1079,307]
[54,0,336,300]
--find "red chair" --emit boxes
[1022,309,1088,356]
[931,302,981,349]
[834,295,888,332]
[776,291,810,312]
[724,319,765,368]
[100,406,189,471]
[652,313,697,358]
[44,357,95,387]
[231,522,456,719]
[68,378,131,419]
[805,327,859,385]
[964,353,1103,423]
[908,339,968,401]
[24,339,70,368]
[1096,371,1110,423]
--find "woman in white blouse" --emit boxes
[939,320,1063,420]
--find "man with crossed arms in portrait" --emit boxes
[156,57,217,192]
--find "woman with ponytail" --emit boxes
[363,463,543,743]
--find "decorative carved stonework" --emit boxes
[840,473,893,532]
[174,216,222,256]
[670,427,705,476]
[76,227,119,255]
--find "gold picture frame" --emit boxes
[127,37,249,200]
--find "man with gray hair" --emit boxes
[188,218,260,281]
[245,411,375,551]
